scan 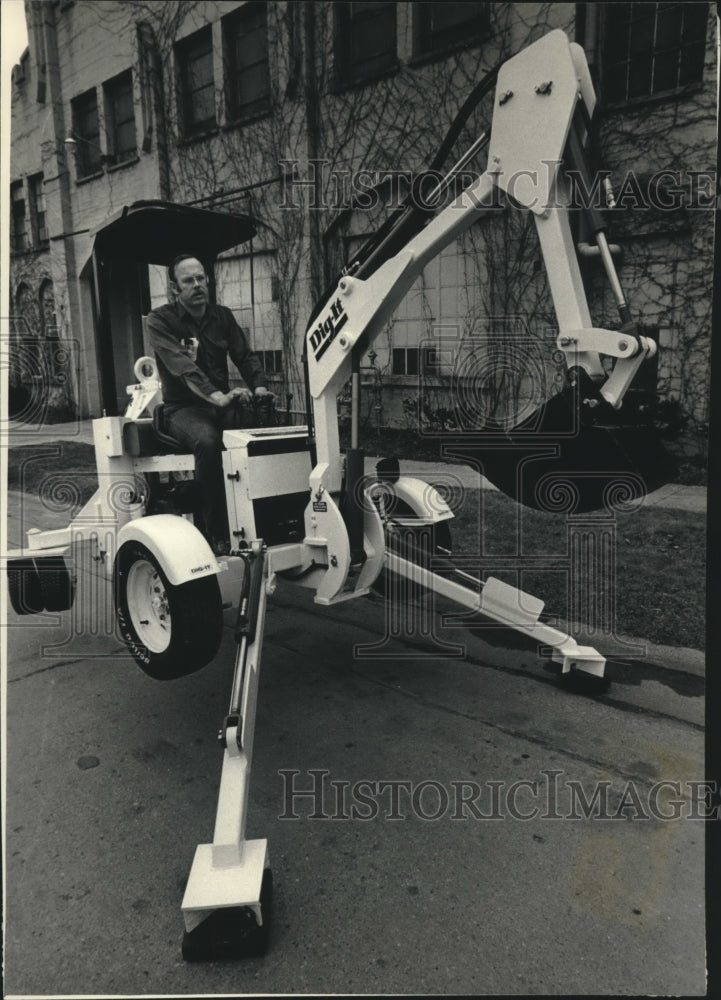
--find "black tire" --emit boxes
[114,541,223,680]
[7,559,43,615]
[182,868,273,962]
[36,557,75,612]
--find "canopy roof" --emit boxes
[90,200,259,265]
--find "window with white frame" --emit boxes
[392,347,419,376]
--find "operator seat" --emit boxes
[152,404,185,451]
[121,407,189,457]
[121,356,192,457]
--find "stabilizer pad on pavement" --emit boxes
[182,868,273,962]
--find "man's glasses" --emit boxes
[178,274,208,287]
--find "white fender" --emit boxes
[387,475,454,524]
[115,514,220,586]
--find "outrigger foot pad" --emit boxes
[181,868,273,962]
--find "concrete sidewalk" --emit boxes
[5,417,96,445]
[365,456,707,512]
[5,417,708,514]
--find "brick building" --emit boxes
[8,1,716,436]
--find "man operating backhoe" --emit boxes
[147,254,271,555]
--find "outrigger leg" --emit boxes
[181,541,272,961]
[384,529,606,678]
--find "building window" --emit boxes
[39,280,57,337]
[258,349,282,374]
[335,2,397,88]
[71,88,102,177]
[104,70,137,164]
[413,2,490,58]
[392,346,442,376]
[15,283,42,371]
[393,348,418,376]
[176,27,216,136]
[223,2,271,121]
[601,3,708,106]
[11,181,27,252]
[16,283,38,333]
[28,173,48,246]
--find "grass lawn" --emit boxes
[7,439,706,650]
[447,489,705,652]
[350,426,708,485]
[7,442,99,506]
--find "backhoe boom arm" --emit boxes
[305,30,648,494]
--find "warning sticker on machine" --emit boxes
[313,501,328,512]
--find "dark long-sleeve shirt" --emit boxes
[147,300,267,406]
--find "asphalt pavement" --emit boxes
[2,422,709,996]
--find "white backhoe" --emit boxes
[6,30,674,960]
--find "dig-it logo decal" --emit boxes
[309,298,348,361]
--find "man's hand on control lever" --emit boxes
[210,387,250,408]
[210,387,274,408]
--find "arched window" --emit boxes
[15,283,39,339]
[39,279,57,337]
[13,282,42,375]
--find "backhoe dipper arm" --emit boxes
[305,30,647,494]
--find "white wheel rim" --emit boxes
[126,559,171,654]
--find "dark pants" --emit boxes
[164,403,237,544]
